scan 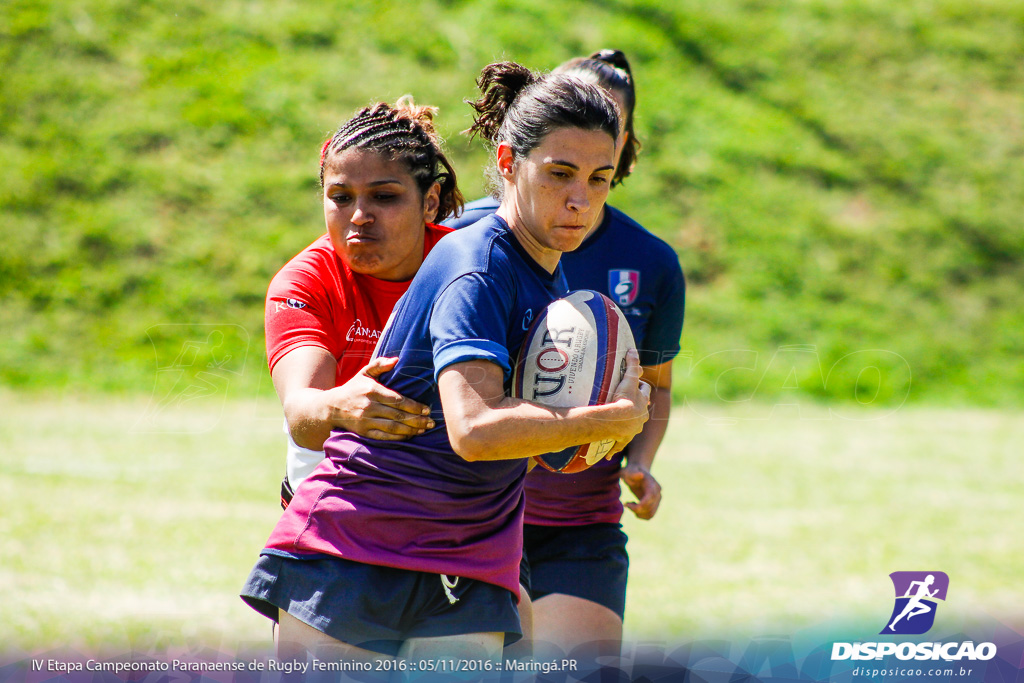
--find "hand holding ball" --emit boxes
[512,290,639,473]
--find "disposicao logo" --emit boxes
[882,571,948,635]
[831,571,997,663]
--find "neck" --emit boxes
[496,203,561,274]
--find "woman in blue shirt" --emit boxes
[241,61,650,665]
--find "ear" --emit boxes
[496,142,516,179]
[422,182,441,223]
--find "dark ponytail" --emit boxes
[554,49,640,186]
[466,60,620,189]
[467,62,539,144]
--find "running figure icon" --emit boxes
[887,574,938,632]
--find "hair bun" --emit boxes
[591,49,632,75]
[394,95,438,126]
[466,61,539,143]
[394,95,442,147]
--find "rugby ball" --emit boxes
[512,290,635,473]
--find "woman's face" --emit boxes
[500,126,616,269]
[322,147,440,281]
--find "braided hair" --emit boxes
[319,96,464,220]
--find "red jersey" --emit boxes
[265,225,452,384]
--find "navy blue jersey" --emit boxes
[376,214,569,434]
[444,198,685,367]
[444,199,686,525]
[447,196,502,230]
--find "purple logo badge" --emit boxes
[608,269,640,307]
[881,571,949,635]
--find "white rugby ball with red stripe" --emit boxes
[512,289,636,473]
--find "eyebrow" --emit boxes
[327,179,405,188]
[548,159,616,173]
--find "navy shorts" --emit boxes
[241,552,521,655]
[518,548,531,594]
[522,523,629,619]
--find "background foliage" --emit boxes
[2,0,1022,404]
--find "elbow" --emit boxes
[281,399,301,429]
[280,401,302,437]
[446,419,491,462]
[281,400,310,439]
[281,397,328,451]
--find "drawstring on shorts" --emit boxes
[441,575,460,605]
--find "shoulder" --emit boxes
[606,208,675,255]
[440,196,500,230]
[426,214,512,273]
[275,234,336,272]
[599,206,683,276]
[268,234,340,296]
[407,217,524,314]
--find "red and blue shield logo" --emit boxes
[608,269,640,307]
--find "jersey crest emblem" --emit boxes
[285,298,307,309]
[608,270,640,307]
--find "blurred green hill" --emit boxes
[2,0,1022,405]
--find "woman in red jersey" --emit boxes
[265,97,460,504]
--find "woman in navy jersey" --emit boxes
[445,50,686,659]
[266,98,458,504]
[241,63,650,664]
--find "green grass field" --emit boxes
[3,0,1023,404]
[2,391,1020,652]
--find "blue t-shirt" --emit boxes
[264,214,569,594]
[446,196,503,230]
[444,198,686,525]
[376,213,567,420]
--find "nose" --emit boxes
[351,199,373,226]
[566,180,590,215]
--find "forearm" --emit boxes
[440,357,648,463]
[281,387,335,451]
[450,398,636,462]
[624,385,672,470]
